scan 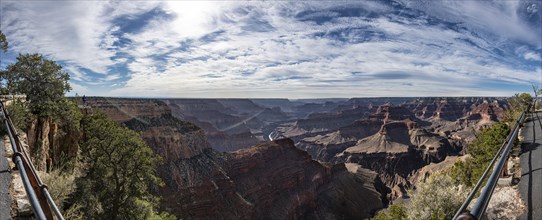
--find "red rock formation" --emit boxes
[90,98,386,219]
[152,138,386,219]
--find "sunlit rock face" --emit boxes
[269,97,508,201]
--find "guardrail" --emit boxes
[453,100,533,220]
[0,101,64,220]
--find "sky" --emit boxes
[0,0,541,98]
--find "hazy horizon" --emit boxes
[1,1,541,98]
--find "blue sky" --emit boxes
[0,0,541,98]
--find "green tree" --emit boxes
[505,93,532,122]
[450,122,510,186]
[72,112,165,220]
[0,31,8,94]
[0,30,7,52]
[3,53,71,117]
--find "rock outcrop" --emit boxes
[152,137,386,219]
[272,103,459,201]
[26,117,80,171]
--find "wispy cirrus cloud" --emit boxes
[1,0,540,98]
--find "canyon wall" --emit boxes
[83,97,508,214]
[89,98,387,219]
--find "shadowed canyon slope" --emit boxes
[83,97,508,217]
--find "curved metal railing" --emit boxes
[0,101,64,220]
[453,100,533,220]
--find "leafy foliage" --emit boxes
[0,31,8,94]
[41,169,77,212]
[504,93,532,122]
[449,122,510,186]
[3,53,71,117]
[55,98,83,130]
[71,112,166,220]
[370,204,407,220]
[406,173,469,220]
[0,30,7,52]
[5,99,33,131]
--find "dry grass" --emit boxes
[40,170,76,215]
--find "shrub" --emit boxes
[5,99,33,131]
[449,122,509,186]
[407,172,469,220]
[40,169,76,212]
[370,204,407,220]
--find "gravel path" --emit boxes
[519,112,542,220]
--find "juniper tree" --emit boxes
[73,112,166,220]
[3,53,71,117]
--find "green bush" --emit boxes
[504,93,532,122]
[40,169,76,212]
[407,172,469,220]
[370,204,407,220]
[449,122,509,186]
[54,98,83,131]
[5,99,33,131]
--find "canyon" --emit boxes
[84,96,507,219]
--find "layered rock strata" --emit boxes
[90,98,387,219]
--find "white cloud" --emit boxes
[2,1,115,73]
[524,51,542,61]
[2,1,540,98]
[68,82,90,96]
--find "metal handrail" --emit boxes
[454,101,533,220]
[3,109,64,220]
[2,114,47,219]
[0,101,65,220]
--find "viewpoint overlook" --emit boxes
[0,0,541,220]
